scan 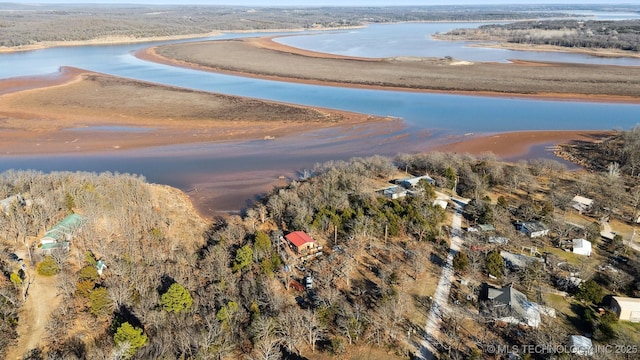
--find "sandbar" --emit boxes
[432,130,613,159]
[138,36,640,103]
[0,68,386,155]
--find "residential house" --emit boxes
[572,239,592,257]
[570,195,594,214]
[609,296,640,322]
[284,231,316,255]
[515,221,549,238]
[382,186,407,200]
[480,283,541,327]
[40,214,87,245]
[395,175,435,188]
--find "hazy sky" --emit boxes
[16,1,640,6]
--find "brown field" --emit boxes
[144,36,640,103]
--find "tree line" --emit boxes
[0,4,574,47]
[439,19,640,52]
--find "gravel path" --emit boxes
[419,198,466,360]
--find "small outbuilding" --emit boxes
[432,199,448,210]
[572,239,592,257]
[382,186,407,199]
[515,221,549,238]
[609,296,640,322]
[568,335,594,356]
[285,231,316,255]
[570,195,594,214]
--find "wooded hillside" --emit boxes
[438,19,640,52]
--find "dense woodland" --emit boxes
[438,19,640,52]
[1,126,640,359]
[0,4,578,47]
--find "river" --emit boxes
[1,16,639,213]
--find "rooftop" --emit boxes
[612,296,640,307]
[285,231,315,248]
[571,195,594,206]
[41,213,87,243]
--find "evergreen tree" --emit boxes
[233,244,254,272]
[485,250,504,278]
[161,282,193,313]
[113,322,147,359]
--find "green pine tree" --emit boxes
[161,282,193,313]
[113,322,147,359]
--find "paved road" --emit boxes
[419,198,466,360]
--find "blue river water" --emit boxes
[1,18,639,211]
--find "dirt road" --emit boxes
[5,272,61,359]
[419,198,466,360]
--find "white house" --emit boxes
[610,296,640,322]
[572,239,592,257]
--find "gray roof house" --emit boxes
[570,195,594,214]
[382,186,407,199]
[395,175,435,188]
[515,221,549,238]
[481,283,541,327]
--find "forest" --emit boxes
[437,19,640,52]
[1,125,640,359]
[0,4,578,47]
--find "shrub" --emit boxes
[36,256,60,276]
[575,280,604,304]
[78,265,99,282]
[453,251,469,273]
[90,287,113,317]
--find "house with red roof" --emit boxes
[284,231,316,255]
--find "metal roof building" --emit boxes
[40,214,87,245]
